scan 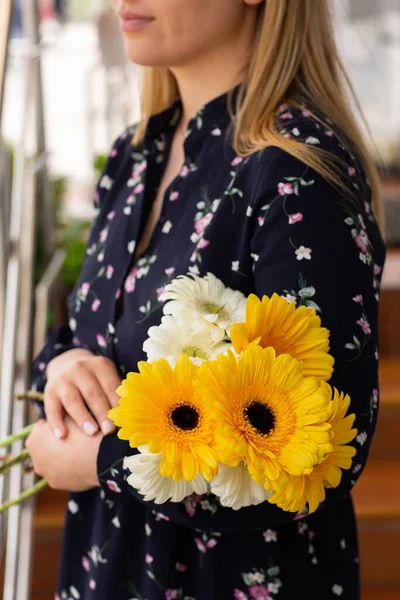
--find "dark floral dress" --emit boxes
[31,84,386,600]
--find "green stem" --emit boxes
[15,391,44,403]
[0,449,30,475]
[0,424,35,448]
[0,478,48,513]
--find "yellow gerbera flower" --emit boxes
[268,385,357,514]
[230,293,334,381]
[196,345,332,486]
[108,353,218,482]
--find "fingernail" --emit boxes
[54,428,63,440]
[83,421,98,436]
[101,419,115,435]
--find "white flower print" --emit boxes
[211,127,222,136]
[145,523,152,537]
[112,516,121,528]
[305,136,320,145]
[232,260,240,272]
[284,294,297,304]
[127,240,136,254]
[70,586,80,599]
[69,318,77,331]
[263,529,277,542]
[332,584,344,596]
[295,246,312,260]
[99,174,113,190]
[68,500,79,514]
[246,206,253,217]
[211,198,221,212]
[356,431,367,446]
[162,220,173,234]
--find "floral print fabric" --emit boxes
[31,84,386,599]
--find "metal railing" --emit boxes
[0,1,62,598]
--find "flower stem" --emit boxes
[0,478,48,513]
[0,423,35,448]
[0,449,30,475]
[15,391,44,403]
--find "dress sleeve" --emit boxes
[30,127,135,414]
[97,147,386,533]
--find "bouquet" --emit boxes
[108,273,357,515]
[0,272,357,516]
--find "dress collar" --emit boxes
[145,82,243,149]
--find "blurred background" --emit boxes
[0,1,399,599]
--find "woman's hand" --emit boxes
[45,349,121,439]
[25,417,102,492]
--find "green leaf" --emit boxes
[242,573,252,586]
[298,286,316,298]
[146,570,156,581]
[345,343,356,350]
[344,217,354,225]
[267,566,280,577]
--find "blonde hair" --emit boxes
[133,0,385,231]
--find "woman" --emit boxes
[26,1,386,599]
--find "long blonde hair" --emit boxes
[133,0,384,230]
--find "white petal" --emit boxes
[211,463,273,510]
[124,452,208,504]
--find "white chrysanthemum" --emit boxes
[143,315,230,366]
[211,463,273,510]
[124,449,208,504]
[160,272,247,335]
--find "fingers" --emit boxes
[43,354,121,439]
[44,387,68,439]
[93,357,122,408]
[52,379,99,437]
[73,365,116,435]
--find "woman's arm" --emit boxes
[96,147,386,533]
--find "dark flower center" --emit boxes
[244,401,275,435]
[171,405,199,431]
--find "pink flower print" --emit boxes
[194,538,206,553]
[357,318,371,335]
[145,554,153,564]
[115,288,121,300]
[231,156,243,166]
[373,264,382,275]
[180,165,190,178]
[258,217,264,227]
[106,265,114,279]
[278,182,294,196]
[99,228,108,243]
[348,166,356,176]
[91,299,101,312]
[72,337,81,346]
[234,590,247,600]
[82,556,90,572]
[156,287,164,300]
[364,200,371,214]
[197,238,210,250]
[302,110,311,117]
[325,130,334,137]
[106,480,121,493]
[134,183,144,194]
[249,585,271,599]
[107,210,116,220]
[133,160,147,177]
[194,212,213,234]
[288,212,303,225]
[111,148,118,158]
[278,102,289,113]
[354,230,369,254]
[125,275,136,293]
[280,111,293,120]
[206,538,218,549]
[165,590,179,600]
[372,388,378,408]
[353,295,363,303]
[96,335,107,349]
[89,580,96,590]
[175,562,187,572]
[353,463,362,474]
[55,595,61,600]
[38,362,46,372]
[89,546,98,566]
[190,251,197,263]
[170,191,179,201]
[80,282,90,297]
[165,267,175,276]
